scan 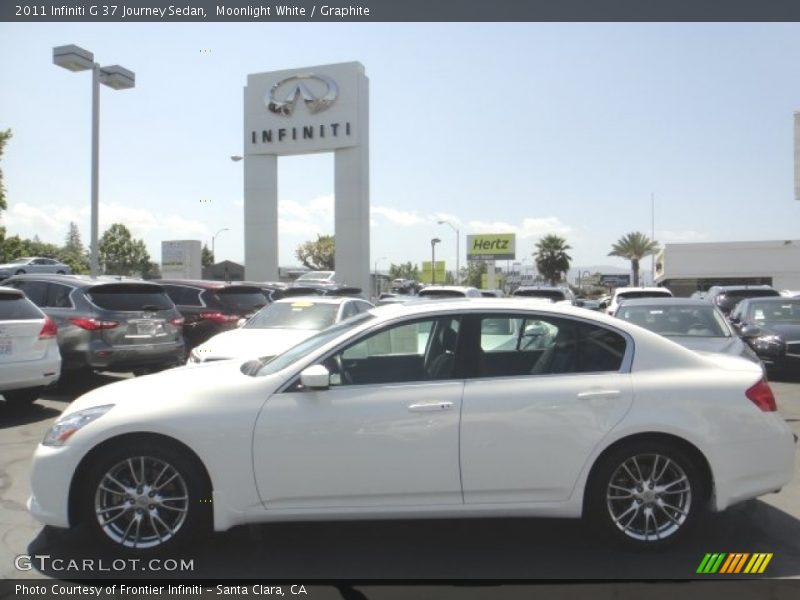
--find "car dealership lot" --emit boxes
[1,371,799,580]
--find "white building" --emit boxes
[654,240,800,297]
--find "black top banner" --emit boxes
[3,0,800,22]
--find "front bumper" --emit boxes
[28,443,84,528]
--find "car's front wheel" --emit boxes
[588,441,704,548]
[79,440,210,554]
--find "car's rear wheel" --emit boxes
[79,440,210,554]
[2,387,43,406]
[14,269,25,275]
[588,441,703,548]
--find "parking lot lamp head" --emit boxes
[53,45,136,278]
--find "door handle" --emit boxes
[408,402,454,412]
[577,390,621,400]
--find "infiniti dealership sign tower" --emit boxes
[243,62,370,292]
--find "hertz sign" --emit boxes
[467,234,516,261]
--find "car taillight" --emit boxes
[69,317,120,331]
[199,311,239,324]
[745,378,777,412]
[171,317,185,327]
[39,317,58,339]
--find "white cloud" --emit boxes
[466,216,573,240]
[371,206,427,226]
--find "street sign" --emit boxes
[420,261,446,284]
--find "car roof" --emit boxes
[708,285,777,294]
[737,296,800,305]
[0,273,157,289]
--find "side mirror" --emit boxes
[739,325,761,339]
[237,318,247,328]
[300,364,331,389]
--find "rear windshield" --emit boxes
[513,289,564,301]
[418,289,466,298]
[0,295,43,319]
[617,290,672,301]
[723,289,780,299]
[213,286,268,311]
[246,301,339,330]
[86,284,175,312]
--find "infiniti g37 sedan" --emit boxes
[28,299,795,553]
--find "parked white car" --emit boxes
[188,296,373,363]
[28,299,794,554]
[606,286,673,315]
[0,286,61,406]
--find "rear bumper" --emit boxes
[64,340,185,372]
[0,351,61,393]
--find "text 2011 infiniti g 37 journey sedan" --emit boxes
[28,299,795,552]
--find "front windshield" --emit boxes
[617,305,730,337]
[297,271,333,281]
[245,301,338,330]
[749,300,800,325]
[252,312,374,377]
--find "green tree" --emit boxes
[389,261,420,281]
[201,243,214,268]
[533,234,572,285]
[608,231,660,287]
[0,129,12,247]
[61,222,90,274]
[464,260,488,289]
[295,234,335,270]
[98,223,151,276]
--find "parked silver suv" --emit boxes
[1,275,185,375]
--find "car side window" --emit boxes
[324,316,460,386]
[476,315,626,377]
[45,283,74,308]
[11,280,48,306]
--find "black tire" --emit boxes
[586,440,704,548]
[78,439,211,555]
[56,270,66,274]
[14,269,25,275]
[2,387,43,406]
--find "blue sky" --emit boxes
[1,22,799,276]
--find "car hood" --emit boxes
[194,328,317,360]
[63,359,276,417]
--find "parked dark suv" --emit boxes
[1,274,185,374]
[705,285,780,316]
[157,280,269,350]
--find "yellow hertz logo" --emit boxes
[697,553,773,574]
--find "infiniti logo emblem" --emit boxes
[266,74,338,116]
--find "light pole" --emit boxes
[212,227,229,265]
[437,220,460,284]
[373,256,386,297]
[430,238,441,285]
[53,45,135,278]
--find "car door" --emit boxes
[459,313,634,504]
[252,315,465,510]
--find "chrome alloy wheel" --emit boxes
[94,456,189,549]
[605,453,692,542]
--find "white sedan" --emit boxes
[28,299,794,553]
[188,296,374,363]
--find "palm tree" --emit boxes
[608,231,660,287]
[533,234,572,285]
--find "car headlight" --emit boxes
[43,405,114,447]
[752,335,784,350]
